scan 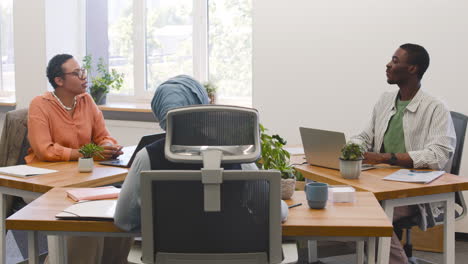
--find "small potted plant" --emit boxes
[83,55,124,105]
[339,142,365,179]
[256,124,298,199]
[203,82,218,104]
[295,171,306,191]
[78,143,104,172]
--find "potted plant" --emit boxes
[203,82,218,104]
[339,142,365,179]
[256,124,298,199]
[295,171,306,191]
[82,55,124,105]
[78,143,104,172]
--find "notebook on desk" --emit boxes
[99,132,165,168]
[299,127,374,171]
[56,200,116,221]
[0,165,58,178]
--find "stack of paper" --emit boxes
[383,169,445,184]
[56,200,116,220]
[0,165,57,178]
[66,186,121,202]
[328,186,356,203]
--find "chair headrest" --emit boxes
[164,105,261,164]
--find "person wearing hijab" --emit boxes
[115,75,213,231]
[114,75,288,232]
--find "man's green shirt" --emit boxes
[383,99,411,153]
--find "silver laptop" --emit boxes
[299,127,373,170]
[99,133,166,168]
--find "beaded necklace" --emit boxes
[51,91,76,111]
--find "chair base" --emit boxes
[408,256,438,264]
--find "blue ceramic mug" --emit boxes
[304,182,328,209]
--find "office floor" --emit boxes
[127,240,468,264]
[6,233,468,263]
[128,241,468,264]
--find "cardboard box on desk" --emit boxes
[328,186,356,203]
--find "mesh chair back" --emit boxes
[152,179,269,253]
[140,171,282,264]
[165,105,260,164]
[450,111,467,175]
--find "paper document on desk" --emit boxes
[66,187,120,202]
[56,200,116,221]
[383,169,445,184]
[0,165,58,178]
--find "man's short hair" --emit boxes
[399,43,430,80]
[46,54,73,89]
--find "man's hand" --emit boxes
[363,152,389,164]
[363,152,413,167]
[99,143,123,160]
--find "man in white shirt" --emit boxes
[351,44,456,264]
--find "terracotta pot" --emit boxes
[281,178,296,200]
[78,158,94,172]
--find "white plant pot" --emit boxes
[78,158,94,172]
[339,159,362,179]
[281,178,296,200]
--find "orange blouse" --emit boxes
[25,92,117,163]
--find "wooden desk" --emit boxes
[283,191,392,264]
[0,162,128,264]
[7,188,392,264]
[7,188,136,264]
[283,192,392,238]
[295,165,468,201]
[295,165,468,264]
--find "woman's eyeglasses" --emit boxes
[63,68,87,80]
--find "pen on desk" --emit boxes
[288,203,302,209]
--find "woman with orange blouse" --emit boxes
[27,54,131,264]
[26,54,122,163]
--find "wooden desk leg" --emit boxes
[356,241,364,264]
[27,231,39,264]
[47,235,67,264]
[377,200,394,264]
[0,193,5,264]
[444,193,455,264]
[307,240,318,263]
[367,237,376,264]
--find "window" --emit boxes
[0,0,15,101]
[96,0,252,106]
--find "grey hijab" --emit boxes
[151,75,210,130]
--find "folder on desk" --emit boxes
[56,200,116,221]
[66,186,120,202]
[0,165,57,177]
[383,169,445,184]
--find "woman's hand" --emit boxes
[99,143,123,160]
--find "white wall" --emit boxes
[253,0,468,231]
[45,0,86,68]
[13,0,86,106]
[13,0,47,109]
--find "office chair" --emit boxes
[140,105,283,264]
[395,111,467,264]
[0,108,48,261]
[0,108,30,167]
